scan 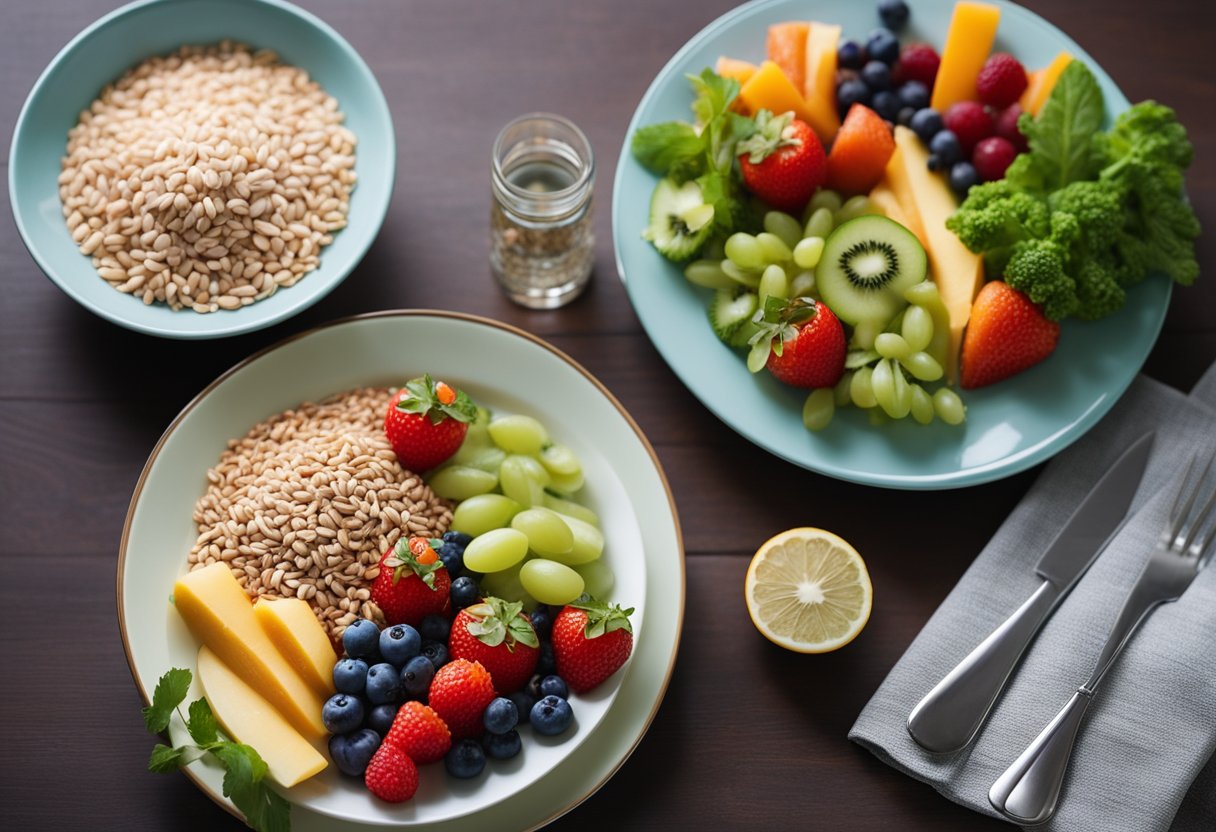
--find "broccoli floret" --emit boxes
[1072,256,1126,321]
[1004,239,1079,321]
[1096,101,1194,177]
[946,181,1051,257]
[1047,181,1125,251]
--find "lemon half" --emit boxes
[744,528,873,653]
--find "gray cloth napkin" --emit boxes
[850,364,1216,832]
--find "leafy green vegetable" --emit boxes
[947,61,1200,321]
[142,668,291,832]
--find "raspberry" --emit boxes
[428,659,497,739]
[364,743,419,803]
[943,101,995,155]
[994,103,1029,153]
[972,136,1019,182]
[976,53,1029,109]
[385,701,452,764]
[892,43,940,88]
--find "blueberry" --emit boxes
[836,78,871,117]
[508,690,536,725]
[437,540,464,576]
[535,640,556,676]
[860,60,891,91]
[928,129,962,165]
[949,161,981,196]
[530,695,574,736]
[483,729,522,760]
[538,675,569,700]
[871,90,901,122]
[322,693,365,735]
[896,106,917,127]
[529,608,553,639]
[526,673,545,701]
[400,654,436,699]
[333,658,369,695]
[366,703,398,737]
[450,576,480,610]
[482,696,519,735]
[421,639,450,671]
[444,738,486,779]
[342,619,381,662]
[442,530,473,548]
[878,0,910,31]
[910,108,944,142]
[865,28,900,66]
[897,80,930,111]
[837,39,867,70]
[365,662,402,706]
[926,153,944,172]
[328,729,381,776]
[379,624,421,667]
[419,614,450,643]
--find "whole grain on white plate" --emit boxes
[59,41,356,312]
[188,387,451,638]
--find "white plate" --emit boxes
[117,311,685,827]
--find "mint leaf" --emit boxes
[143,668,192,733]
[213,743,289,832]
[1019,61,1104,190]
[696,171,740,235]
[187,698,218,746]
[148,744,189,772]
[687,68,739,126]
[631,122,705,176]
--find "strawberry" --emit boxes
[892,43,940,88]
[364,742,419,803]
[943,101,995,155]
[371,536,451,626]
[976,53,1029,109]
[384,375,477,472]
[447,596,540,694]
[385,701,451,764]
[427,659,497,739]
[961,281,1061,389]
[737,111,826,214]
[551,597,635,694]
[747,296,846,389]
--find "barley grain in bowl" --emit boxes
[10,0,395,338]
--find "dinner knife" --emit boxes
[906,431,1154,754]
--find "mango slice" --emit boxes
[738,61,819,131]
[802,22,843,144]
[1020,51,1073,115]
[930,2,1002,112]
[715,56,759,87]
[766,22,810,93]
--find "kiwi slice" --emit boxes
[707,288,758,345]
[816,215,927,326]
[642,177,714,262]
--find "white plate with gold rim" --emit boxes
[117,311,684,828]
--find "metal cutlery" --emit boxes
[907,432,1155,754]
[990,449,1216,825]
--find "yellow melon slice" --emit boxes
[869,178,928,250]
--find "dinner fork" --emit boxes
[989,450,1216,825]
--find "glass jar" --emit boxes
[490,113,595,308]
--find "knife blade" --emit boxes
[906,431,1154,754]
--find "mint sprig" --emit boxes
[143,668,291,832]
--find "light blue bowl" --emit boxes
[9,0,395,339]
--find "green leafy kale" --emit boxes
[946,60,1200,321]
[143,668,291,832]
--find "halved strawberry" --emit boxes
[961,281,1060,389]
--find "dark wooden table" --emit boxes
[2,0,1212,828]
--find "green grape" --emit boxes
[834,370,854,407]
[478,561,537,610]
[875,332,913,361]
[900,305,934,352]
[852,318,883,350]
[803,206,835,240]
[802,388,835,431]
[464,406,492,445]
[755,232,792,264]
[519,559,585,606]
[888,362,912,419]
[427,465,498,501]
[835,194,877,224]
[683,259,737,289]
[449,441,507,473]
[902,350,944,381]
[572,559,615,600]
[933,388,966,425]
[451,494,523,537]
[499,456,546,507]
[546,467,585,496]
[724,233,765,271]
[488,414,549,455]
[850,365,878,408]
[542,492,600,527]
[463,527,530,572]
[808,188,843,216]
[904,281,951,368]
[871,358,897,416]
[759,263,789,305]
[793,236,825,270]
[764,211,803,249]
[547,513,604,565]
[510,507,575,558]
[539,443,581,477]
[789,270,816,298]
[909,384,935,425]
[721,258,761,289]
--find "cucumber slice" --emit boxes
[816,215,927,326]
[642,177,714,262]
[707,288,758,344]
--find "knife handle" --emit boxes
[907,580,1062,753]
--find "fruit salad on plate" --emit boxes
[631,0,1200,432]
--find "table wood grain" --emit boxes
[1,0,1212,829]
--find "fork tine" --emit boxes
[1183,452,1216,560]
[1168,454,1202,542]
